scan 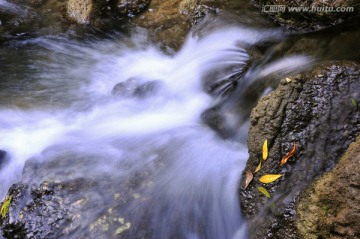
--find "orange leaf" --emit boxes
[280,143,296,166]
[259,174,282,183]
[244,170,253,189]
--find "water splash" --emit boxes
[0,18,312,238]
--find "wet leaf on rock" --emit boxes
[258,186,271,198]
[259,174,282,184]
[280,143,296,166]
[255,161,262,173]
[0,195,12,219]
[262,139,268,160]
[351,98,358,107]
[244,170,253,189]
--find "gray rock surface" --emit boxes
[297,135,360,239]
[240,61,360,238]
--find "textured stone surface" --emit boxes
[297,135,360,239]
[67,0,93,24]
[66,0,117,24]
[240,61,360,239]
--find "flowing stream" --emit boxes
[0,3,319,238]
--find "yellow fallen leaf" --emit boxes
[262,140,268,160]
[244,170,253,189]
[255,161,261,173]
[259,174,282,184]
[258,186,271,198]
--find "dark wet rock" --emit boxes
[252,0,360,31]
[249,25,360,75]
[0,2,39,41]
[0,0,71,42]
[0,179,137,239]
[7,0,48,8]
[0,132,228,239]
[201,107,234,139]
[240,61,360,239]
[111,78,138,97]
[297,135,360,239]
[0,151,9,170]
[0,0,131,42]
[133,80,161,98]
[0,148,157,239]
[111,78,161,98]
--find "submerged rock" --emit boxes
[116,0,151,16]
[252,0,360,31]
[111,78,161,98]
[0,0,75,42]
[2,131,238,239]
[0,149,156,239]
[297,135,360,239]
[0,150,9,170]
[240,61,360,238]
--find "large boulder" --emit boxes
[240,61,360,238]
[252,0,360,30]
[297,135,360,239]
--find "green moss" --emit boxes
[322,204,329,215]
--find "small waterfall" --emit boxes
[0,16,312,238]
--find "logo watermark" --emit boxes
[262,5,354,13]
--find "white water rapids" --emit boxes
[0,15,312,238]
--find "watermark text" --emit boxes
[262,5,354,13]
